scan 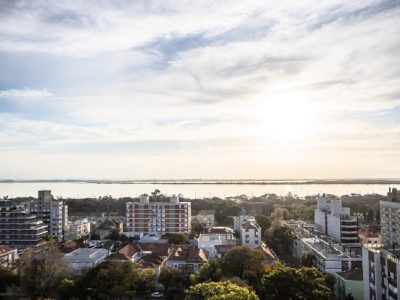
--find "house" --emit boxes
[64,248,109,272]
[95,218,123,240]
[241,221,262,248]
[139,253,167,277]
[166,247,208,274]
[106,252,131,262]
[197,227,236,259]
[118,243,143,262]
[0,246,18,268]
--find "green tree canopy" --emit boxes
[159,265,185,293]
[167,233,189,244]
[185,281,259,300]
[264,223,296,255]
[190,261,223,284]
[221,246,265,279]
[261,263,333,300]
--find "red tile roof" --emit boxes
[118,243,142,258]
[107,252,131,261]
[256,244,278,263]
[0,246,15,254]
[168,247,208,262]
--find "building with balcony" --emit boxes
[380,188,400,249]
[241,219,262,248]
[0,199,48,249]
[24,190,68,241]
[66,218,91,240]
[125,194,191,237]
[192,210,215,229]
[362,246,400,300]
[0,246,18,268]
[314,196,359,243]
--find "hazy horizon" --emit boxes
[0,1,399,179]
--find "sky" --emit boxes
[0,0,399,180]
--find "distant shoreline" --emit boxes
[0,179,399,185]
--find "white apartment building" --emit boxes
[241,220,262,248]
[380,188,400,248]
[66,218,91,240]
[125,194,191,237]
[362,246,400,300]
[197,227,236,259]
[314,196,359,243]
[25,190,68,241]
[234,215,255,232]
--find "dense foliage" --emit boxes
[185,281,259,300]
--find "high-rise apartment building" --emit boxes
[25,190,68,241]
[380,188,400,248]
[0,200,48,249]
[314,196,359,243]
[125,194,191,237]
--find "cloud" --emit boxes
[0,88,52,98]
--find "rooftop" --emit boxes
[337,268,363,281]
[0,246,15,254]
[64,248,109,263]
[167,247,208,262]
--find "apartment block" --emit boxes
[314,196,359,243]
[197,227,236,259]
[25,190,68,241]
[0,200,48,249]
[380,188,400,248]
[125,194,191,237]
[362,246,400,300]
[66,218,91,240]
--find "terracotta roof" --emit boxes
[61,241,79,253]
[139,243,170,257]
[119,243,142,258]
[107,252,131,261]
[168,247,208,262]
[0,246,15,254]
[255,244,278,262]
[139,253,165,268]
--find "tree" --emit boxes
[190,261,223,284]
[264,223,296,255]
[300,252,316,267]
[261,263,333,300]
[255,215,271,240]
[221,246,265,279]
[159,266,185,294]
[77,261,148,298]
[185,281,259,300]
[0,267,17,293]
[57,278,77,300]
[167,233,189,244]
[19,242,70,299]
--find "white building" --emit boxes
[362,246,400,300]
[234,215,255,232]
[380,188,400,248]
[66,218,91,240]
[197,227,236,259]
[241,220,262,248]
[314,196,358,243]
[64,248,109,272]
[125,194,191,237]
[165,247,208,274]
[0,246,19,268]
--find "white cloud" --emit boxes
[0,88,53,98]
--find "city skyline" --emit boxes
[0,1,399,179]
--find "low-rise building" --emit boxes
[0,246,18,268]
[64,248,109,272]
[197,227,236,259]
[336,269,364,300]
[66,218,91,240]
[166,247,208,274]
[359,226,381,246]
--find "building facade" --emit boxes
[314,196,359,243]
[0,200,48,249]
[66,218,91,240]
[197,227,236,259]
[192,210,215,229]
[241,220,262,248]
[125,194,191,237]
[25,190,68,241]
[0,246,19,268]
[362,246,400,300]
[380,188,400,248]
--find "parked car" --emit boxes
[151,292,163,298]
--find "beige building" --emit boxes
[380,188,400,248]
[125,194,191,237]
